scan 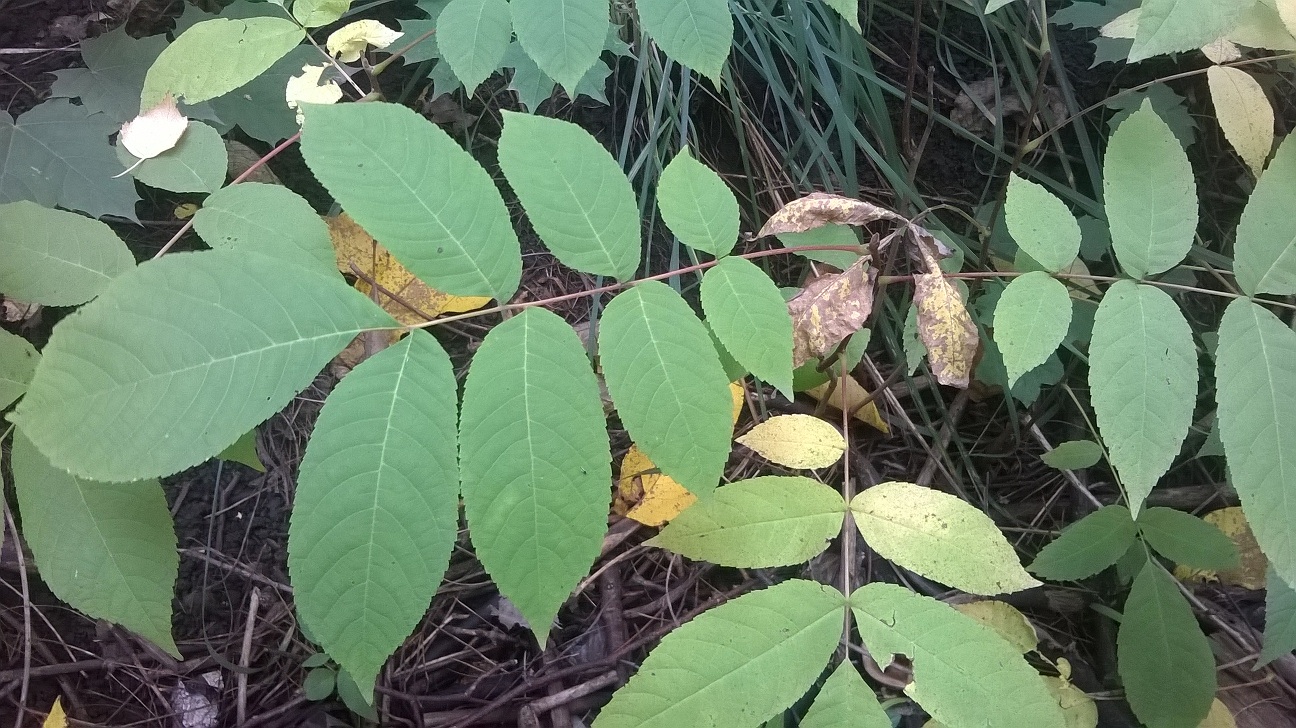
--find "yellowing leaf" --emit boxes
[42,697,67,728]
[1100,8,1138,38]
[1174,507,1267,589]
[326,213,490,327]
[805,375,889,434]
[1042,674,1099,728]
[119,94,187,159]
[757,192,903,237]
[613,445,697,526]
[173,203,199,219]
[1279,0,1296,36]
[951,600,1038,653]
[286,64,343,124]
[913,272,979,388]
[1207,66,1274,176]
[1201,38,1242,63]
[1198,699,1236,728]
[736,414,846,469]
[787,257,878,366]
[729,380,744,424]
[326,20,402,63]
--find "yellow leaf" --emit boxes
[1042,675,1099,728]
[326,19,402,62]
[1100,8,1138,38]
[285,63,343,124]
[736,414,845,469]
[613,445,697,526]
[912,272,979,388]
[1198,699,1236,728]
[756,191,903,237]
[729,380,744,424]
[1174,506,1267,589]
[42,697,67,728]
[119,94,187,159]
[805,374,889,434]
[952,600,1038,653]
[1207,66,1274,176]
[1279,0,1296,36]
[173,203,199,220]
[787,257,878,366]
[1201,38,1242,63]
[326,213,490,326]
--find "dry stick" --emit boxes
[1027,423,1103,509]
[3,502,31,728]
[915,388,970,487]
[525,670,620,715]
[236,587,262,725]
[838,353,856,651]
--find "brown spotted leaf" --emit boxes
[787,257,877,367]
[912,273,978,388]
[758,192,902,238]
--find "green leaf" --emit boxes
[336,667,379,720]
[800,661,889,728]
[302,102,521,301]
[1215,298,1296,588]
[984,0,1018,12]
[459,308,611,645]
[1004,175,1082,272]
[1088,280,1197,515]
[0,330,38,410]
[1234,132,1296,296]
[0,201,135,306]
[1040,440,1104,471]
[1259,566,1296,666]
[599,282,733,495]
[141,17,305,109]
[822,0,861,31]
[1030,505,1137,581]
[1136,507,1240,571]
[648,476,846,567]
[656,148,740,256]
[777,224,862,270]
[303,667,337,701]
[635,0,732,81]
[992,272,1072,387]
[1129,0,1256,62]
[294,0,351,26]
[1103,100,1197,278]
[193,182,337,274]
[438,0,512,93]
[209,45,319,144]
[850,481,1040,595]
[117,121,227,193]
[217,428,265,472]
[11,432,178,657]
[0,99,140,220]
[701,257,794,397]
[11,250,392,482]
[288,331,459,701]
[1117,563,1215,728]
[594,579,845,728]
[503,40,554,110]
[850,583,1066,728]
[510,0,605,92]
[50,28,168,123]
[497,111,639,280]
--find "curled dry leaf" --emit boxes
[286,64,343,124]
[787,256,877,367]
[326,19,403,63]
[757,192,902,238]
[912,272,979,388]
[735,413,846,469]
[613,445,696,526]
[805,374,889,434]
[119,94,187,159]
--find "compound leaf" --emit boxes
[194,182,337,274]
[736,414,845,470]
[800,660,889,728]
[302,102,521,301]
[1129,0,1256,61]
[850,583,1065,728]
[1234,132,1296,296]
[12,432,178,657]
[1215,298,1296,588]
[993,271,1072,386]
[460,308,611,645]
[851,481,1040,595]
[497,111,639,280]
[1030,505,1138,581]
[288,331,458,702]
[1117,563,1216,728]
[599,281,732,496]
[510,0,605,92]
[141,17,305,109]
[438,0,512,93]
[1004,175,1082,272]
[0,329,38,410]
[657,148,740,256]
[0,201,135,306]
[648,476,846,567]
[634,0,732,81]
[1137,507,1240,571]
[11,250,393,482]
[1089,281,1197,515]
[1103,100,1197,278]
[702,256,794,397]
[594,579,845,728]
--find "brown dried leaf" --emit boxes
[757,192,902,238]
[787,257,877,367]
[805,375,889,434]
[913,273,979,388]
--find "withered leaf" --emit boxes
[787,257,877,367]
[757,192,902,238]
[913,272,979,388]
